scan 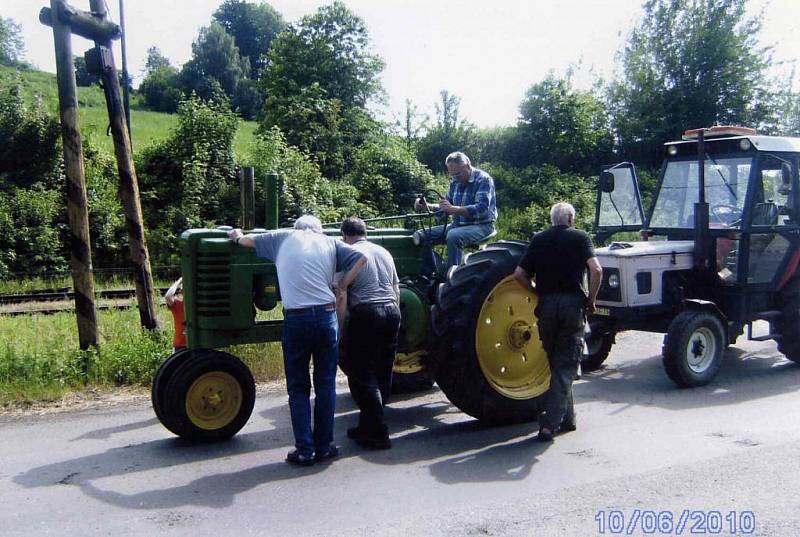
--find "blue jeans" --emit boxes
[282,307,339,457]
[421,222,495,267]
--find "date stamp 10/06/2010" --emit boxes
[594,510,756,535]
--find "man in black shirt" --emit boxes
[513,202,603,442]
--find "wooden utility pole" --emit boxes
[41,0,160,330]
[44,0,98,349]
[240,167,256,229]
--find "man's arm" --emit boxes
[513,266,536,294]
[586,256,603,313]
[440,177,494,219]
[228,228,256,248]
[336,257,367,293]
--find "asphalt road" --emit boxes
[2,330,800,537]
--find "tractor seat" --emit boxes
[752,202,778,226]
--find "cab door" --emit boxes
[594,162,646,244]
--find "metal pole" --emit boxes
[694,129,710,271]
[118,0,131,139]
[240,167,256,229]
[46,0,98,349]
[89,0,159,329]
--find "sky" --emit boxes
[4,0,800,127]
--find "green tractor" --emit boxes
[151,181,551,441]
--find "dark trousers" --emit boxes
[345,302,401,435]
[535,293,585,431]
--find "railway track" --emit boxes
[0,287,170,316]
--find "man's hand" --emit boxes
[228,228,244,241]
[585,297,596,314]
[439,198,457,215]
[228,228,254,247]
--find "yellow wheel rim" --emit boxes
[475,275,550,399]
[185,371,243,430]
[394,350,426,375]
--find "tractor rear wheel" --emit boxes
[431,241,549,425]
[662,310,726,387]
[161,349,255,441]
[776,278,800,363]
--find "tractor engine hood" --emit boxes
[597,240,694,258]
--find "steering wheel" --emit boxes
[415,188,450,243]
[711,204,742,226]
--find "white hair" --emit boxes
[445,151,471,167]
[293,215,323,233]
[550,202,575,226]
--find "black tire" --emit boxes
[151,348,192,432]
[662,310,726,387]
[431,241,547,425]
[776,278,800,363]
[581,327,614,372]
[161,350,256,442]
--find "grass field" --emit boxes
[1,65,259,159]
[0,305,285,407]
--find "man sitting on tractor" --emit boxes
[414,151,497,268]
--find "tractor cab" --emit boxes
[586,126,800,386]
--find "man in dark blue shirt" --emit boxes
[415,152,497,267]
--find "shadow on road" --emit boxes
[577,342,800,413]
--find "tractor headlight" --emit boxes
[608,273,620,288]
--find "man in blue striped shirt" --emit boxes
[415,152,497,268]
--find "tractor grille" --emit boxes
[195,252,231,317]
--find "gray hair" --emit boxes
[294,215,323,233]
[445,151,471,167]
[550,202,575,226]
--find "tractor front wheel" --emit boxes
[581,324,615,372]
[662,310,726,387]
[159,349,255,441]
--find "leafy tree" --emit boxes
[261,1,384,178]
[248,126,368,223]
[0,78,61,190]
[213,0,285,78]
[139,47,183,113]
[394,98,428,151]
[516,73,613,174]
[416,90,481,172]
[0,17,25,67]
[181,22,250,104]
[143,46,172,75]
[138,96,239,263]
[609,0,774,168]
[344,138,434,214]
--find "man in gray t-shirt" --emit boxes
[338,217,401,450]
[229,215,365,466]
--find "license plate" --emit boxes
[594,307,610,316]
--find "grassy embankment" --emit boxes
[0,66,273,407]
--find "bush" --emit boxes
[345,138,434,215]
[248,126,369,224]
[138,95,239,262]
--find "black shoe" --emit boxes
[558,421,577,433]
[537,428,554,442]
[314,445,339,463]
[286,449,315,467]
[348,426,392,450]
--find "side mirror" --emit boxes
[599,171,615,193]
